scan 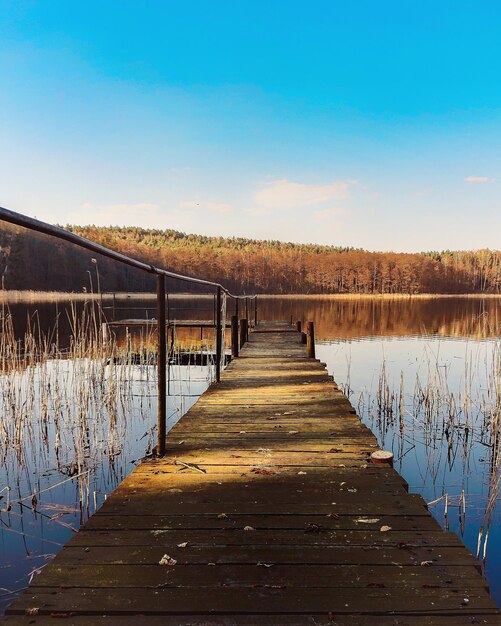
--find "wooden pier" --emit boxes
[3,325,500,625]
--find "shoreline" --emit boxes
[1,290,501,303]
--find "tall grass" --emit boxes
[347,340,501,568]
[0,297,216,609]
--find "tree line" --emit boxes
[1,222,501,294]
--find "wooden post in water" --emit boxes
[156,275,167,456]
[231,315,239,358]
[306,320,315,358]
[245,297,249,321]
[254,296,258,327]
[296,320,302,332]
[301,331,307,344]
[235,297,239,318]
[240,318,248,348]
[215,286,222,382]
[371,450,394,467]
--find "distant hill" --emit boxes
[1,222,500,294]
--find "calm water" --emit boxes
[1,295,500,611]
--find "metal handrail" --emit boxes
[0,206,254,300]
[0,205,259,455]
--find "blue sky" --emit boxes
[1,0,500,251]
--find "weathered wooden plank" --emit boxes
[7,586,497,615]
[49,544,479,566]
[98,490,427,516]
[87,514,438,531]
[67,529,462,548]
[4,615,501,626]
[123,468,408,487]
[33,563,488,589]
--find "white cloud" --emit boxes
[180,200,233,214]
[255,178,356,211]
[313,207,347,220]
[464,176,495,184]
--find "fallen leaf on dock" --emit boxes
[159,554,177,566]
[304,523,328,533]
[355,518,380,524]
[177,542,188,548]
[251,467,275,475]
[380,525,392,532]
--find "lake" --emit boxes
[0,294,500,612]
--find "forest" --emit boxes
[1,221,501,294]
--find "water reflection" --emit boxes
[259,295,501,340]
[5,294,501,345]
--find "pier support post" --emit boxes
[215,286,222,382]
[254,296,258,327]
[231,315,239,358]
[307,321,315,358]
[156,275,166,456]
[296,320,302,333]
[240,318,248,348]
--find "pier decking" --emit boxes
[3,326,500,625]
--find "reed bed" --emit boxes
[0,300,215,610]
[336,338,501,569]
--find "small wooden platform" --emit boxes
[3,326,500,625]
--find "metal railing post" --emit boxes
[215,286,222,382]
[157,275,167,456]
